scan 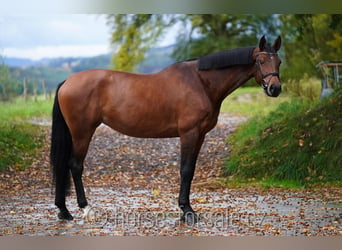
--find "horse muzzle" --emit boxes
[259,71,281,97]
[264,82,281,97]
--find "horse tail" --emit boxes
[50,81,72,197]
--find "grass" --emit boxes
[221,87,290,116]
[221,177,303,189]
[0,96,53,171]
[224,87,342,188]
[0,96,53,121]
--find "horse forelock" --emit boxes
[198,46,255,71]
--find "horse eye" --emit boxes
[259,59,265,65]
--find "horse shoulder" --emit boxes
[167,63,217,134]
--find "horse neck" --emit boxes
[197,64,256,109]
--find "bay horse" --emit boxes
[50,35,282,223]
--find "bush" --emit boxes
[282,75,321,103]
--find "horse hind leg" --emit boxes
[70,156,88,209]
[70,130,96,210]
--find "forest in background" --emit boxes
[108,14,342,77]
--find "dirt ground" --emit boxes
[0,113,341,236]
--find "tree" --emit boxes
[0,56,12,101]
[107,14,175,72]
[0,55,21,101]
[172,14,280,61]
[106,14,280,71]
[106,14,342,82]
[280,14,342,80]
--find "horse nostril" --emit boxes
[270,84,275,92]
[273,84,281,96]
[267,83,281,97]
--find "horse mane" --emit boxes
[198,46,255,70]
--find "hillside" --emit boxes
[3,57,36,67]
[5,45,175,94]
[224,88,342,186]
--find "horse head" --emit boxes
[254,35,282,97]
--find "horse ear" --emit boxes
[259,35,267,51]
[273,36,281,52]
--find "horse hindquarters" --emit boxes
[51,80,99,220]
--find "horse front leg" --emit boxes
[179,129,205,224]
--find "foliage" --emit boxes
[0,57,21,101]
[106,14,279,71]
[106,14,342,83]
[137,46,175,73]
[282,76,321,103]
[280,14,342,80]
[224,87,342,185]
[172,14,280,61]
[107,14,176,72]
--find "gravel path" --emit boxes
[0,113,341,236]
[82,113,249,190]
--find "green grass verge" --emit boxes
[221,87,290,116]
[224,88,342,187]
[0,97,53,171]
[0,97,53,122]
[221,177,303,189]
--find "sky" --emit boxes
[0,14,176,60]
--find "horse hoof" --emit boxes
[181,211,198,224]
[58,211,74,220]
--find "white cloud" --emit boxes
[0,14,111,59]
[3,44,110,60]
[0,14,177,60]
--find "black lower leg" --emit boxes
[56,203,74,220]
[178,154,199,224]
[178,131,204,224]
[70,158,88,208]
[179,173,198,223]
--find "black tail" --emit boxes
[50,81,72,197]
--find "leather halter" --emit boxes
[255,52,280,90]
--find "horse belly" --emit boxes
[102,104,179,138]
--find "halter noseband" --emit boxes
[255,52,280,90]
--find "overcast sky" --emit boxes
[0,14,175,60]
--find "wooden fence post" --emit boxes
[23,77,28,102]
[33,81,38,102]
[42,79,47,100]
